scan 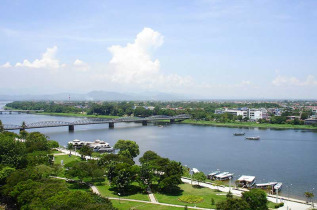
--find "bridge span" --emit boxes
[0,110,44,114]
[2,114,190,131]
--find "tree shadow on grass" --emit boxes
[152,184,184,196]
[109,185,147,196]
[192,185,203,189]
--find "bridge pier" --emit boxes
[170,119,175,123]
[109,122,114,128]
[69,125,74,131]
[20,128,25,132]
[142,120,148,126]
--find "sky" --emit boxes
[0,0,316,99]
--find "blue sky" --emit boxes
[0,0,316,99]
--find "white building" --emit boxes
[220,108,268,120]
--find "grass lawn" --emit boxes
[154,184,227,209]
[111,200,182,210]
[54,154,81,166]
[50,150,62,154]
[96,180,149,201]
[181,119,317,130]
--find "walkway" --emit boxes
[91,184,212,209]
[181,177,316,210]
[55,148,99,160]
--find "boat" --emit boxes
[274,182,283,192]
[216,173,234,181]
[245,136,260,140]
[237,175,256,188]
[207,171,221,180]
[233,132,245,136]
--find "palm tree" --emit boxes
[21,121,26,130]
[0,120,4,132]
[67,143,74,155]
[304,192,314,204]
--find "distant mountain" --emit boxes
[0,91,190,101]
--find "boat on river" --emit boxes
[233,132,245,136]
[274,182,283,192]
[245,136,260,140]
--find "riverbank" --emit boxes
[36,112,120,119]
[180,119,317,130]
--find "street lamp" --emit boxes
[287,184,292,210]
[312,188,315,208]
[118,193,121,204]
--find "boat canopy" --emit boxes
[238,175,256,182]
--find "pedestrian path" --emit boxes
[181,177,315,210]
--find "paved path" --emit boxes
[181,177,316,210]
[90,184,211,209]
[56,148,99,160]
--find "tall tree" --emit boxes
[242,189,268,210]
[114,140,140,159]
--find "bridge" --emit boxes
[2,114,190,131]
[0,110,44,114]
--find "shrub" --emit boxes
[178,195,204,204]
[274,202,284,208]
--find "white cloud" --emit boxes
[1,62,12,68]
[272,75,317,87]
[73,59,90,71]
[15,46,60,69]
[106,27,192,89]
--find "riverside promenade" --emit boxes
[54,148,315,209]
[182,178,316,210]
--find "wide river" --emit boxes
[0,101,316,200]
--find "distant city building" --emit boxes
[215,108,268,120]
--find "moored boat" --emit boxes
[233,132,245,136]
[245,136,260,140]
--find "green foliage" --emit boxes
[79,145,93,158]
[48,140,59,148]
[211,197,215,205]
[242,188,268,210]
[216,198,250,210]
[0,166,15,184]
[0,132,27,168]
[192,172,206,185]
[304,191,314,203]
[274,202,284,208]
[226,191,233,198]
[25,132,50,152]
[0,120,4,132]
[26,151,54,166]
[178,195,204,203]
[65,160,104,182]
[114,140,140,159]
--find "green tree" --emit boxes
[0,133,27,168]
[48,140,59,149]
[67,143,74,155]
[0,120,4,132]
[242,188,268,210]
[114,140,140,159]
[25,132,50,152]
[304,192,314,204]
[0,166,15,185]
[192,171,206,185]
[79,145,93,159]
[216,198,250,210]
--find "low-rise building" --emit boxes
[216,108,268,120]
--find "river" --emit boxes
[0,101,316,200]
